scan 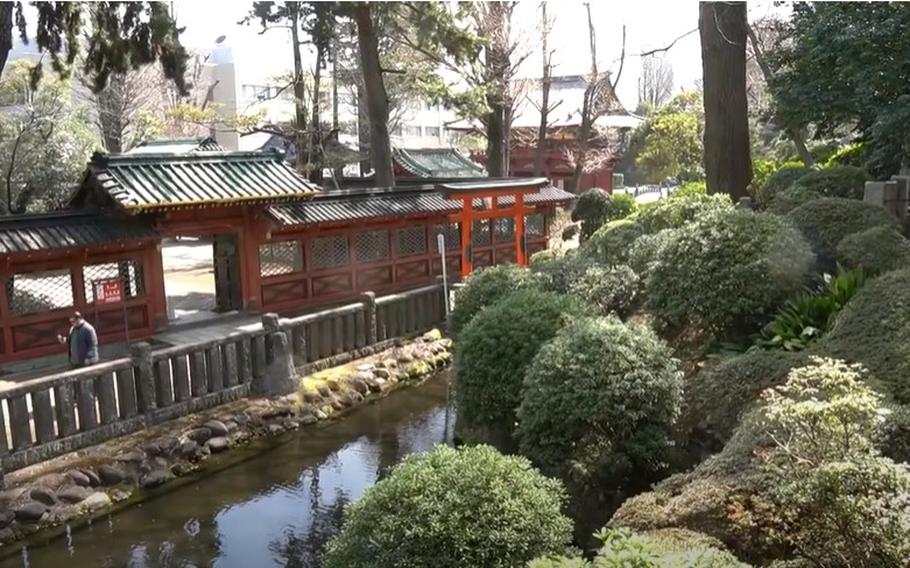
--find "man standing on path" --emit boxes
[57,312,99,368]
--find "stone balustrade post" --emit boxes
[361,291,377,346]
[130,342,156,413]
[255,313,296,395]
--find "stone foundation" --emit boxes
[0,330,451,548]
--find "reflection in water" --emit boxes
[3,373,453,568]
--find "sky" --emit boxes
[173,0,788,113]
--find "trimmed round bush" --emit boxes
[879,403,910,464]
[531,252,596,295]
[835,225,910,275]
[753,162,809,207]
[647,210,814,335]
[569,264,639,318]
[634,193,734,234]
[787,197,899,264]
[449,264,539,337]
[669,181,707,200]
[820,268,910,403]
[681,350,810,451]
[516,317,681,485]
[571,188,612,241]
[627,228,680,281]
[529,248,562,267]
[581,219,645,265]
[766,186,821,215]
[322,445,573,568]
[455,289,582,436]
[610,192,638,220]
[791,165,868,200]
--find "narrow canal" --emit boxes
[1,372,455,568]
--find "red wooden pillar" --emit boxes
[460,197,473,277]
[240,209,263,312]
[145,241,169,329]
[514,193,527,267]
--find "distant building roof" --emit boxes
[128,137,226,154]
[73,150,320,213]
[266,182,573,227]
[393,148,485,178]
[0,211,157,255]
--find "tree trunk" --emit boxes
[570,91,593,193]
[482,3,511,177]
[700,2,752,200]
[485,101,507,177]
[533,3,551,177]
[744,23,815,168]
[0,4,12,80]
[354,3,394,187]
[355,80,371,177]
[332,38,344,184]
[289,5,309,175]
[309,42,325,183]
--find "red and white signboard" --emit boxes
[93,279,123,305]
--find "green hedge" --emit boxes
[766,186,821,215]
[835,225,910,275]
[516,317,681,486]
[532,253,596,295]
[787,197,899,264]
[581,219,645,265]
[634,193,734,234]
[791,165,868,200]
[455,289,582,437]
[647,210,814,335]
[569,265,639,318]
[322,445,573,568]
[449,264,539,337]
[753,162,809,207]
[820,268,910,403]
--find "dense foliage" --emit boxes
[765,186,821,215]
[634,193,733,234]
[836,225,910,275]
[529,528,748,568]
[569,265,639,318]
[322,445,573,568]
[751,162,808,208]
[581,219,645,265]
[626,228,680,283]
[791,165,868,199]
[571,188,613,241]
[821,268,910,402]
[768,2,910,176]
[647,210,814,335]
[786,197,899,264]
[517,317,681,487]
[448,264,539,337]
[455,289,581,437]
[531,253,596,295]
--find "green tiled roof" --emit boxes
[393,148,485,177]
[128,137,226,154]
[84,150,320,212]
[0,211,157,254]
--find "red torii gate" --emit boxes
[438,178,550,277]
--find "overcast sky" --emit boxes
[173,1,786,112]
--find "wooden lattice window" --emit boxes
[525,214,546,237]
[311,235,349,270]
[434,222,460,252]
[259,241,304,277]
[83,260,145,302]
[355,230,390,263]
[493,218,515,242]
[472,219,491,247]
[6,268,74,316]
[397,225,427,257]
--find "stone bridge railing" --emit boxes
[0,284,447,484]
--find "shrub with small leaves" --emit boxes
[572,188,613,241]
[835,225,910,275]
[581,219,645,265]
[753,162,809,208]
[532,252,597,295]
[766,186,821,215]
[322,445,574,568]
[569,264,639,318]
[610,192,638,220]
[773,457,910,568]
[760,357,885,467]
[669,181,707,200]
[627,228,681,283]
[634,193,734,234]
[517,317,681,487]
[786,197,899,265]
[791,165,868,200]
[455,289,582,437]
[448,264,539,337]
[647,210,814,335]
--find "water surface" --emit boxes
[1,373,454,568]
